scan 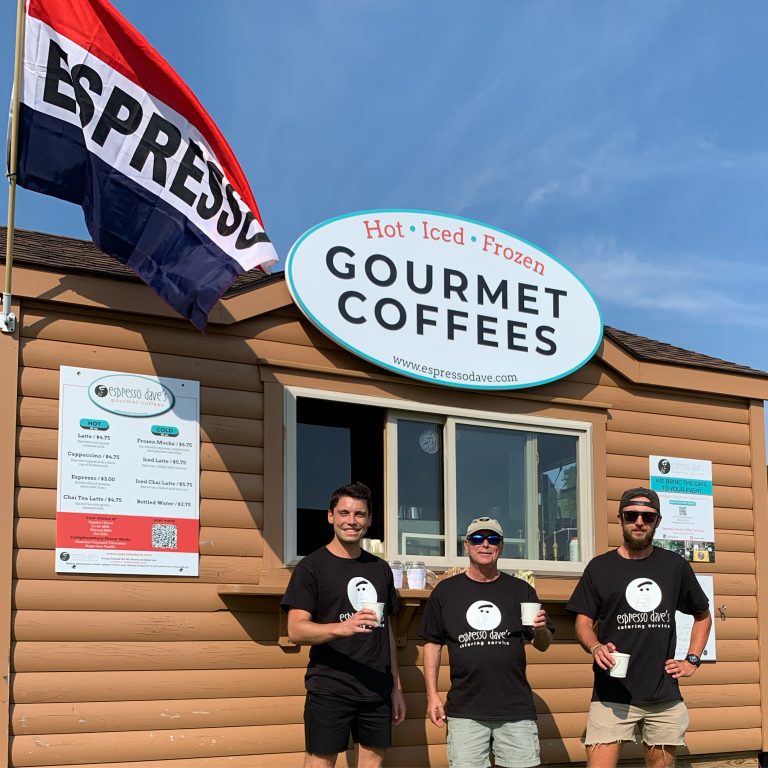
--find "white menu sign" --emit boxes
[56,366,200,575]
[675,574,716,661]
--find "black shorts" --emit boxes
[304,691,392,756]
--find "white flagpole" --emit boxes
[2,0,26,334]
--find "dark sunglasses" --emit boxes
[467,533,503,546]
[621,510,659,524]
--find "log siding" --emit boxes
[1,277,765,767]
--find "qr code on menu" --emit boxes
[151,523,178,549]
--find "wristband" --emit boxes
[589,643,602,656]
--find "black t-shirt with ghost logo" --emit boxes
[420,573,554,721]
[566,546,709,706]
[281,546,398,701]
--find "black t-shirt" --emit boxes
[420,572,555,721]
[281,546,398,701]
[566,547,709,706]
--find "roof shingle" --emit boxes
[0,225,271,294]
[603,325,766,378]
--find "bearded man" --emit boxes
[566,487,711,768]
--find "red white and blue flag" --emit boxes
[15,0,278,329]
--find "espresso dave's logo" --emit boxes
[625,578,663,612]
[285,210,603,390]
[88,374,175,417]
[466,600,502,630]
[347,577,378,611]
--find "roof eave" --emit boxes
[596,336,768,400]
[7,261,292,325]
[7,260,768,399]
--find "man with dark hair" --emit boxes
[281,482,406,768]
[421,516,554,768]
[567,487,712,768]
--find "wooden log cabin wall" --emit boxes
[1,226,767,767]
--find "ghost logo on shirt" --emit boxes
[347,577,378,611]
[625,578,662,612]
[466,600,502,630]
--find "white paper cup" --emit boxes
[362,601,385,628]
[609,651,631,678]
[520,602,541,626]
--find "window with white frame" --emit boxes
[285,387,593,573]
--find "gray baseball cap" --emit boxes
[465,516,504,538]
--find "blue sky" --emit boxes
[2,1,768,382]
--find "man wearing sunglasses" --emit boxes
[421,516,555,768]
[567,488,712,768]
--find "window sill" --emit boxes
[216,584,433,648]
[217,578,577,650]
[218,585,286,597]
[217,577,578,600]
[217,585,296,648]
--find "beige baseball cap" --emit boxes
[465,516,504,538]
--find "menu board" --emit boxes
[56,366,200,575]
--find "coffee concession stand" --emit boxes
[1,212,767,767]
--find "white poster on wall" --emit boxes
[650,455,715,562]
[56,366,200,575]
[675,574,716,661]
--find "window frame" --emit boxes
[387,410,593,574]
[283,384,595,575]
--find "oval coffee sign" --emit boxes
[88,374,175,417]
[286,210,603,390]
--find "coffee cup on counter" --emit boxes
[361,538,384,555]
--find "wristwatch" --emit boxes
[685,653,701,668]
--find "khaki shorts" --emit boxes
[447,717,540,768]
[585,700,689,747]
